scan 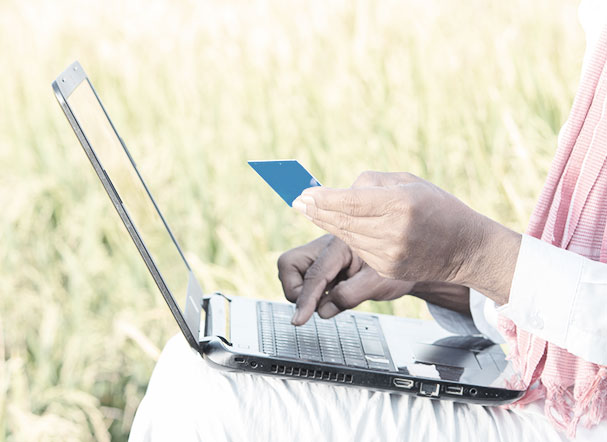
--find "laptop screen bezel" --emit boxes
[51,61,204,351]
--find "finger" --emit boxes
[277,235,333,303]
[345,249,365,278]
[347,247,396,280]
[277,254,305,303]
[303,205,385,239]
[306,216,383,257]
[352,171,421,188]
[316,269,375,318]
[296,186,389,217]
[292,239,352,325]
[278,246,316,303]
[304,222,394,280]
[317,272,364,319]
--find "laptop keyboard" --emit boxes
[257,302,392,370]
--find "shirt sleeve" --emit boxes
[497,233,607,366]
[426,301,481,336]
[469,289,505,344]
[425,290,506,343]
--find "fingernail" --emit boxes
[292,198,306,214]
[291,308,302,325]
[292,196,314,219]
[300,195,315,205]
[318,302,340,318]
[301,187,319,196]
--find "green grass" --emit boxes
[0,0,585,439]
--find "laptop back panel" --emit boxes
[52,61,204,349]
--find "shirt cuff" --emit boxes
[469,289,505,344]
[426,301,480,336]
[496,234,583,350]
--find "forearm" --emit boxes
[410,281,471,316]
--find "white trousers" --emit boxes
[129,334,604,442]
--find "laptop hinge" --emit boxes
[200,292,232,346]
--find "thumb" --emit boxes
[316,268,378,319]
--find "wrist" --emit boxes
[455,216,521,306]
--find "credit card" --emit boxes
[248,160,321,206]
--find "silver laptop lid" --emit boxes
[52,61,204,350]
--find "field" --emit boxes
[0,0,585,440]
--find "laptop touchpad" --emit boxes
[412,343,480,369]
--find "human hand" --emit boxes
[277,234,415,325]
[292,171,521,305]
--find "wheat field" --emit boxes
[0,0,585,440]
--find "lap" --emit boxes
[129,334,581,442]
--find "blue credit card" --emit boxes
[248,160,321,206]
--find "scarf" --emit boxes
[497,25,607,438]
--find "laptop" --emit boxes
[52,61,525,405]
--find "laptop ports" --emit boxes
[419,382,440,397]
[393,378,414,389]
[445,385,463,396]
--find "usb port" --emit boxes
[393,378,414,389]
[445,386,464,396]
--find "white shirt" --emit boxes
[429,0,607,367]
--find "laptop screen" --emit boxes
[65,78,191,319]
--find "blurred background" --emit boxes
[0,0,585,440]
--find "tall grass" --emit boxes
[0,0,585,439]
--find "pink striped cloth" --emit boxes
[497,24,607,438]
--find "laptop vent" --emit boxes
[270,364,353,384]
